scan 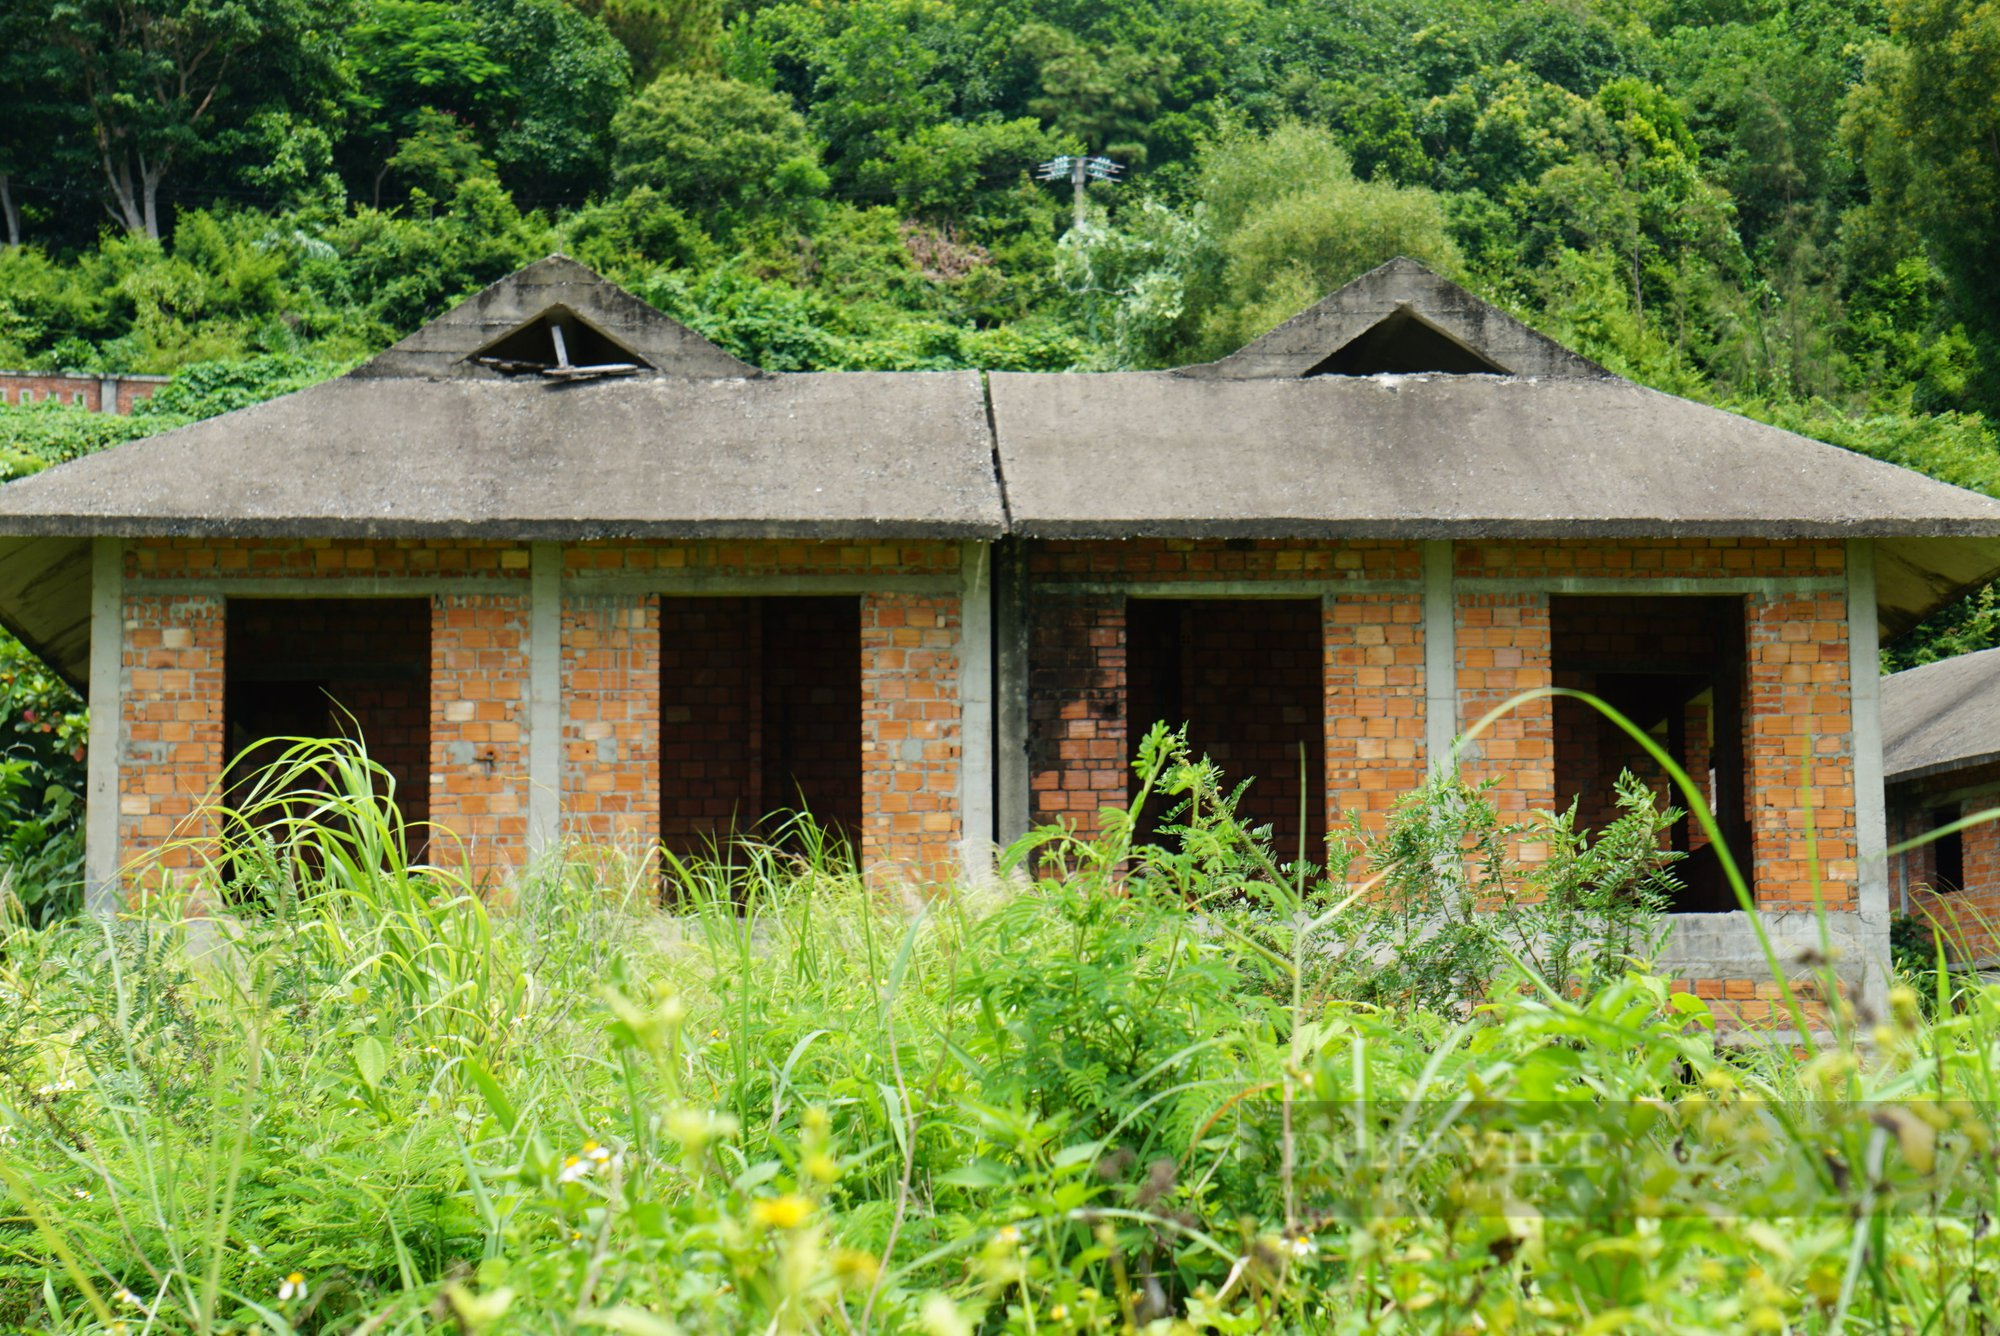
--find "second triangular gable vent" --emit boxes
[1303,306,1509,377]
[471,307,652,380]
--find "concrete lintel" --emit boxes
[526,543,562,858]
[84,537,122,913]
[1422,541,1457,774]
[126,577,521,597]
[568,572,963,598]
[1048,579,1422,598]
[957,541,996,880]
[993,539,1031,846]
[1847,538,1889,929]
[1455,575,1845,596]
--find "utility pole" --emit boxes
[1035,154,1123,228]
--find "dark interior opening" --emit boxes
[1303,307,1510,377]
[659,596,863,859]
[469,306,651,373]
[224,598,432,861]
[1550,595,1749,912]
[1126,598,1326,865]
[1931,810,1964,892]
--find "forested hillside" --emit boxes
[0,0,1997,909]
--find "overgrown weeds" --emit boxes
[0,728,1996,1331]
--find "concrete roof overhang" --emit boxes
[1883,647,2000,785]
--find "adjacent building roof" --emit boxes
[1883,648,2000,784]
[3,253,2000,688]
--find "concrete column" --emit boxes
[1847,538,1888,919]
[526,542,562,858]
[1422,540,1457,774]
[958,541,996,877]
[993,538,1031,845]
[84,537,123,912]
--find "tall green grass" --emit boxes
[0,720,1996,1332]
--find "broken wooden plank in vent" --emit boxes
[470,306,651,380]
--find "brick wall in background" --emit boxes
[657,597,762,857]
[0,371,167,413]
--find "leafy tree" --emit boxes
[32,0,349,238]
[1015,21,1178,166]
[571,0,721,84]
[1845,0,2000,410]
[611,73,823,225]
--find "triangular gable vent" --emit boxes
[1178,256,1609,381]
[351,254,759,381]
[1302,305,1509,377]
[470,306,652,380]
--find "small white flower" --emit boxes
[115,1288,141,1307]
[35,1079,77,1096]
[996,1225,1021,1246]
[73,1188,92,1201]
[581,1139,611,1163]
[278,1272,306,1302]
[246,1242,264,1257]
[423,1046,442,1056]
[1287,1235,1315,1260]
[556,1155,591,1184]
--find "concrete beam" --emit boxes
[993,539,1031,846]
[1848,538,1890,916]
[958,542,996,878]
[1422,541,1457,774]
[526,543,562,858]
[84,537,122,912]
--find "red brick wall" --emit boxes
[1324,594,1426,834]
[1745,594,1856,910]
[564,595,660,847]
[1890,762,2000,963]
[0,372,165,412]
[1028,538,1418,583]
[118,595,226,878]
[860,591,962,883]
[1455,594,1555,832]
[567,541,962,578]
[430,596,531,884]
[131,538,532,581]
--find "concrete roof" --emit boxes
[1882,648,2000,784]
[0,372,1002,540]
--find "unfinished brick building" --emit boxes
[2,255,1999,1025]
[1882,649,2000,964]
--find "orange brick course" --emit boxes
[1745,595,1857,910]
[1456,594,1555,828]
[1456,538,1845,579]
[428,595,531,884]
[128,538,533,579]
[566,541,961,576]
[564,595,661,847]
[117,595,225,875]
[1324,593,1426,833]
[860,591,963,882]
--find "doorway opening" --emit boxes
[224,598,432,863]
[659,596,863,860]
[1549,595,1749,912]
[1126,598,1326,864]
